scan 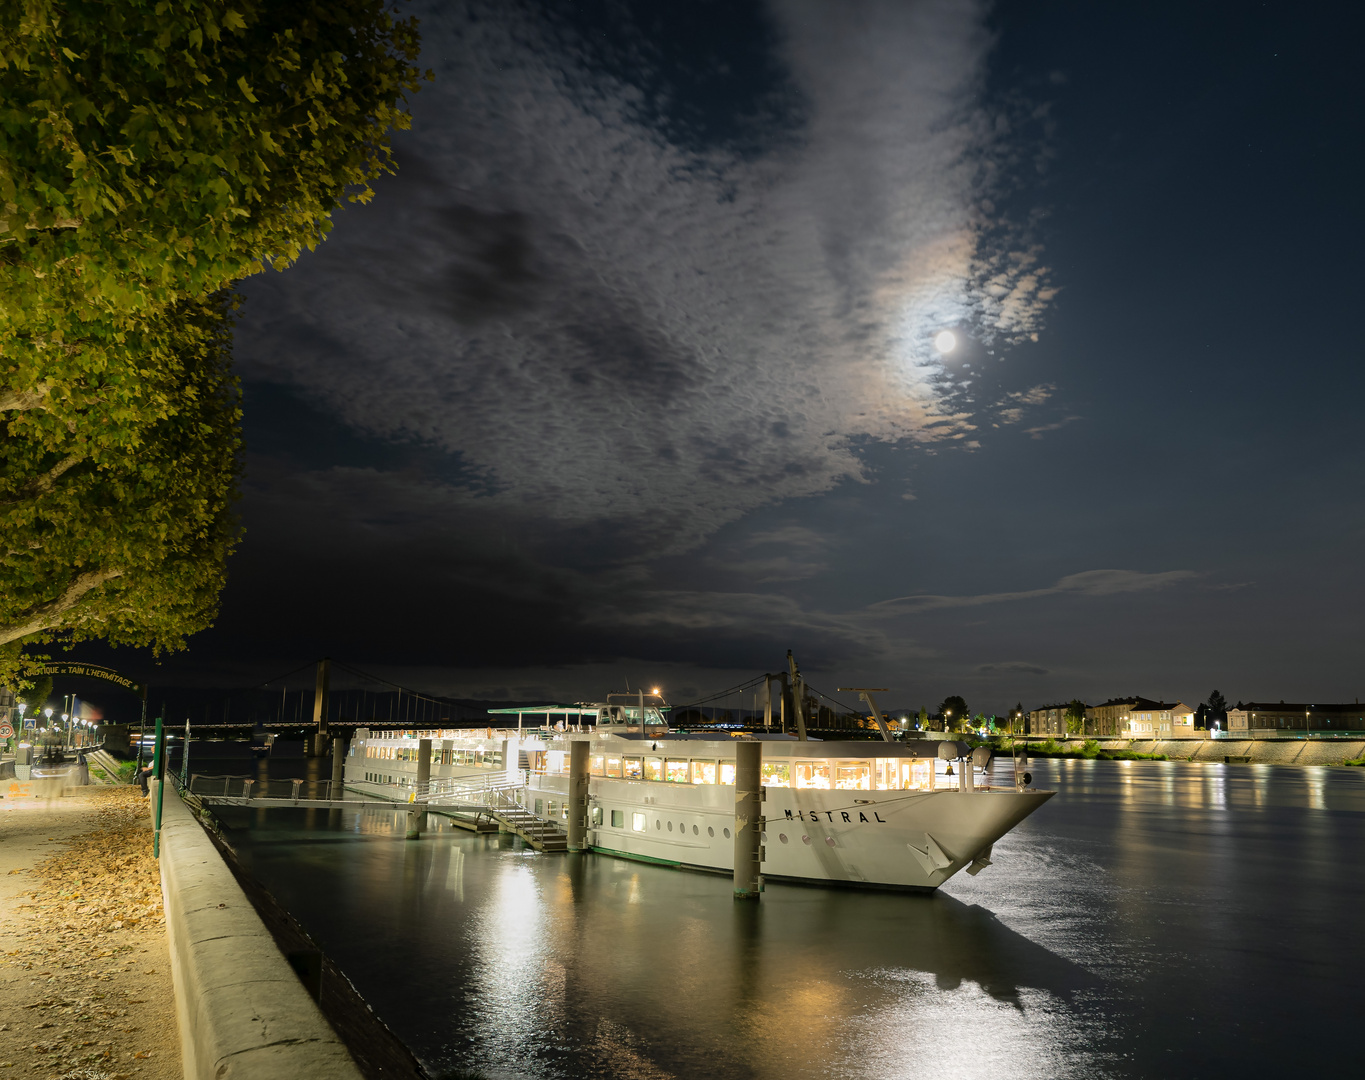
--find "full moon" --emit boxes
[934,330,957,354]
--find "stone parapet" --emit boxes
[152,781,363,1080]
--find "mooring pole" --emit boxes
[331,736,346,799]
[311,657,330,757]
[567,740,590,852]
[152,715,166,858]
[786,651,808,741]
[406,737,431,839]
[733,740,763,900]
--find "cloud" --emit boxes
[1023,415,1082,439]
[996,383,1054,424]
[978,662,1050,675]
[233,0,1054,554]
[871,568,1199,613]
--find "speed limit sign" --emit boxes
[0,723,14,739]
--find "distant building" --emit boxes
[1081,696,1196,738]
[1087,697,1141,738]
[1123,701,1196,738]
[1027,704,1071,736]
[1226,702,1365,736]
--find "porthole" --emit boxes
[655,819,661,830]
[692,824,699,835]
[723,828,731,839]
[707,827,715,837]
[667,821,673,832]
[779,833,789,844]
[678,821,685,832]
[802,835,812,845]
[825,836,837,846]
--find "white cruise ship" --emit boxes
[344,694,1053,891]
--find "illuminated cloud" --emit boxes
[235,0,1054,552]
[871,569,1200,614]
[978,662,1050,676]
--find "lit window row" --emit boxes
[562,755,938,790]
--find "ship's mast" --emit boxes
[838,688,895,743]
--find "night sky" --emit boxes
[86,0,1365,712]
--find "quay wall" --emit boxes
[1036,738,1365,766]
[152,781,364,1080]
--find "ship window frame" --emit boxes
[691,760,717,785]
[632,812,646,832]
[834,760,872,790]
[664,759,689,783]
[611,809,624,828]
[605,756,623,778]
[644,758,664,783]
[793,760,832,790]
[761,762,790,787]
[623,756,644,780]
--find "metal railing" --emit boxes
[425,770,527,805]
[189,774,366,802]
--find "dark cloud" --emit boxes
[234,0,1054,553]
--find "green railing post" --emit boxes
[179,716,190,787]
[152,715,165,858]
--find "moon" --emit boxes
[934,330,957,354]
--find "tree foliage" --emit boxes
[938,695,967,731]
[1064,698,1087,735]
[1,294,240,658]
[0,1,427,684]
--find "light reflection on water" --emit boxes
[213,757,1365,1079]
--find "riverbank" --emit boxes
[1007,736,1365,766]
[0,785,180,1079]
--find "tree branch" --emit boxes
[0,383,52,411]
[0,569,123,646]
[0,453,84,506]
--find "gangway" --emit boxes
[188,773,570,851]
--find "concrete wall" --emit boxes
[1092,738,1365,765]
[152,782,364,1080]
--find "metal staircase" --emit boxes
[426,774,569,851]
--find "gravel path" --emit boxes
[0,784,180,1080]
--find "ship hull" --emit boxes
[524,773,1052,890]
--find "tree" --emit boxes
[1208,690,1228,713]
[917,706,930,730]
[1,1,426,683]
[17,673,51,713]
[1,295,240,666]
[1064,699,1088,736]
[938,696,968,732]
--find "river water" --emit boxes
[201,753,1365,1079]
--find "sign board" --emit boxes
[40,663,145,698]
[0,723,13,739]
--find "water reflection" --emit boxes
[204,752,1365,1079]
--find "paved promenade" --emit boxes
[0,783,180,1079]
